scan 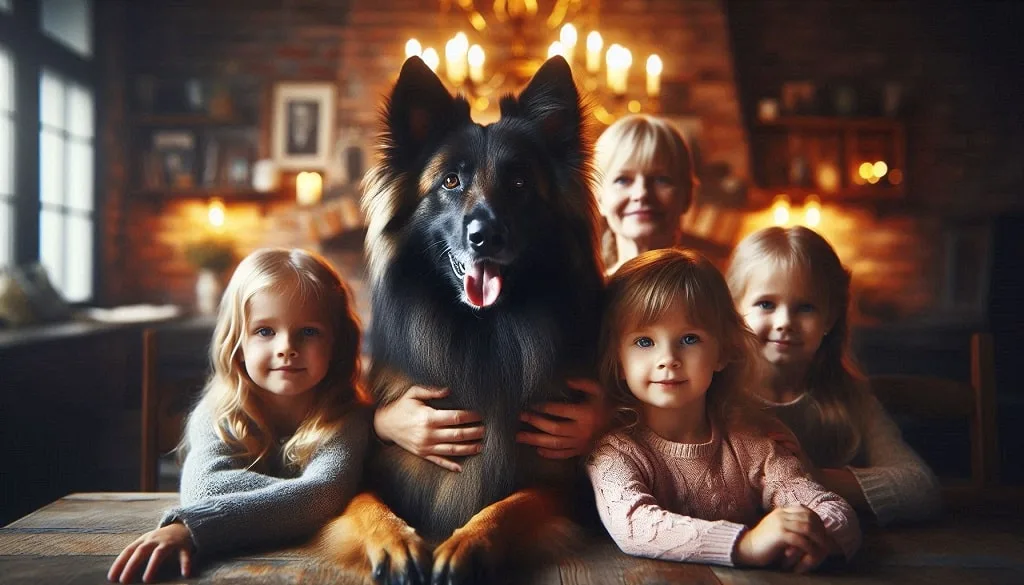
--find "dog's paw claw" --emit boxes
[432,529,496,585]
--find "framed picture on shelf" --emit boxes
[271,82,335,170]
[151,131,196,189]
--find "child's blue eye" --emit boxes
[301,327,321,337]
[613,175,633,187]
[681,334,700,345]
[255,327,273,337]
[755,300,775,310]
[633,336,654,348]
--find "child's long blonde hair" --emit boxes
[599,248,766,434]
[594,115,699,268]
[726,226,867,465]
[185,248,367,471]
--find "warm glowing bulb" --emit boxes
[587,31,603,53]
[453,32,469,52]
[405,39,422,59]
[817,164,839,192]
[772,195,790,226]
[628,100,642,113]
[422,48,440,71]
[858,162,875,180]
[560,23,578,48]
[646,54,663,76]
[207,198,225,228]
[804,195,821,227]
[548,41,564,59]
[872,160,888,177]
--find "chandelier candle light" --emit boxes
[405,2,664,121]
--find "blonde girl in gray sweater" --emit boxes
[109,248,370,583]
[727,227,941,527]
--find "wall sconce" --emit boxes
[772,194,790,226]
[207,198,225,230]
[296,172,323,206]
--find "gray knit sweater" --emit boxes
[158,401,370,556]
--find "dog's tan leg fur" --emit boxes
[432,488,579,581]
[318,492,431,577]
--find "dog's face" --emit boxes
[374,56,589,309]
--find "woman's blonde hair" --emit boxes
[184,248,368,471]
[599,248,766,434]
[594,114,699,268]
[726,226,867,464]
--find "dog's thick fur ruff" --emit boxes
[320,56,603,583]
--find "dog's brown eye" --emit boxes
[443,174,460,189]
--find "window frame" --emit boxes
[0,0,102,302]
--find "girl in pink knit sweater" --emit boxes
[587,248,860,572]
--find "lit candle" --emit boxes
[586,31,602,74]
[621,48,632,94]
[559,23,577,67]
[422,48,440,72]
[646,54,662,98]
[606,44,621,93]
[405,39,422,59]
[468,44,485,84]
[804,195,822,228]
[445,32,469,85]
[772,194,790,226]
[548,41,564,59]
[296,172,323,206]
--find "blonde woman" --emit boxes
[588,249,860,572]
[595,114,698,274]
[109,249,370,584]
[727,227,941,525]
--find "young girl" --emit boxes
[588,248,860,572]
[726,226,941,526]
[595,114,698,275]
[108,248,370,584]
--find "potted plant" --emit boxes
[183,237,236,315]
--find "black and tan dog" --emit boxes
[320,55,604,585]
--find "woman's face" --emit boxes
[598,158,691,246]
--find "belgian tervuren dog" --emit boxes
[320,55,604,585]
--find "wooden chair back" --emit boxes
[140,324,213,491]
[869,332,998,489]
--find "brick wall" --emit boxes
[103,0,750,308]
[100,0,1021,326]
[724,0,1023,324]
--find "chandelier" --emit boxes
[404,0,664,123]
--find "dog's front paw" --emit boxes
[366,524,432,585]
[431,526,499,585]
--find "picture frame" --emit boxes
[271,82,336,170]
[151,131,196,189]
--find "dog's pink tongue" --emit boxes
[464,261,502,308]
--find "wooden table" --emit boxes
[1,493,1022,585]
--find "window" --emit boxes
[0,0,11,14]
[0,46,12,268]
[39,70,94,301]
[41,0,92,58]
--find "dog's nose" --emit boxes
[466,218,506,256]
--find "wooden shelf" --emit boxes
[132,113,255,128]
[131,188,284,202]
[756,116,902,131]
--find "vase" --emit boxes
[195,270,222,315]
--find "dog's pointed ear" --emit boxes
[513,56,583,160]
[385,56,470,168]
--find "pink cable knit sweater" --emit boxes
[586,421,861,566]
